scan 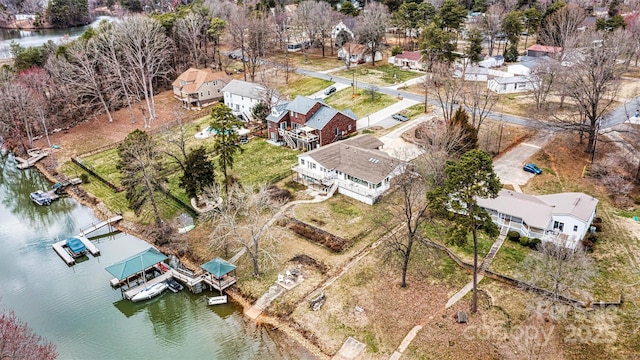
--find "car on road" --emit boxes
[324,86,337,95]
[392,113,409,122]
[523,163,542,174]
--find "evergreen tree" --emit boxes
[47,0,89,27]
[180,146,216,200]
[449,108,478,153]
[209,104,243,196]
[465,29,484,63]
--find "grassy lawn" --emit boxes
[231,138,298,185]
[333,64,421,86]
[277,77,333,98]
[489,238,530,275]
[283,52,345,71]
[80,148,122,186]
[324,88,398,118]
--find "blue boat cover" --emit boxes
[66,237,87,254]
[200,257,236,279]
[105,248,168,280]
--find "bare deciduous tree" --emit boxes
[209,184,282,276]
[480,4,504,57]
[354,2,389,66]
[431,62,464,124]
[521,238,594,313]
[463,79,499,131]
[174,11,210,69]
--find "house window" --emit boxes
[553,221,564,232]
[348,124,352,131]
[320,167,324,172]
[200,92,203,97]
[207,90,211,96]
[311,163,316,169]
[301,159,305,165]
[573,225,578,232]
[214,81,217,86]
[335,128,339,136]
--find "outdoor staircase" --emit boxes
[326,182,339,197]
[478,231,508,274]
[281,130,296,149]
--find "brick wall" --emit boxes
[318,113,357,146]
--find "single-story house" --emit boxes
[477,190,598,249]
[292,134,404,204]
[487,76,539,94]
[222,79,277,121]
[507,57,543,76]
[338,42,383,65]
[478,55,504,68]
[266,95,357,150]
[172,68,231,110]
[390,51,426,71]
[453,65,489,81]
[526,44,562,57]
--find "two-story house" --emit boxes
[266,96,357,150]
[222,79,276,121]
[172,68,231,110]
[292,134,404,204]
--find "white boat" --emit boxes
[208,295,228,305]
[30,190,52,206]
[131,282,168,302]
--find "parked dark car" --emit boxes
[392,113,409,122]
[523,163,542,174]
[324,86,337,95]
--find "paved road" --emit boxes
[296,68,638,131]
[356,98,420,130]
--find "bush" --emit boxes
[528,238,541,249]
[507,231,520,242]
[79,173,90,184]
[391,46,403,56]
[519,236,529,246]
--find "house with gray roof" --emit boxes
[292,134,404,204]
[477,189,599,249]
[222,79,277,121]
[266,95,357,150]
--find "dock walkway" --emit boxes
[79,215,123,236]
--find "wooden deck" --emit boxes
[15,150,48,170]
[170,269,237,292]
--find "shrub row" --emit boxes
[287,217,348,253]
[507,230,541,249]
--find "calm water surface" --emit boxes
[0,16,115,58]
[0,153,293,359]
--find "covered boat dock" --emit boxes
[106,247,169,299]
[199,257,237,295]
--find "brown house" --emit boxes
[266,96,357,150]
[173,68,231,110]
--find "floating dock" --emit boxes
[52,235,99,265]
[15,148,48,170]
[52,216,122,265]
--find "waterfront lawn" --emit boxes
[80,148,122,186]
[231,139,298,185]
[278,77,333,98]
[324,88,397,118]
[333,64,421,87]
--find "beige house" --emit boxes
[173,68,231,110]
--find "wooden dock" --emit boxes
[123,271,174,300]
[51,235,99,265]
[171,269,237,293]
[79,215,123,236]
[15,149,48,170]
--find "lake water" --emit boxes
[0,16,115,58]
[0,153,298,359]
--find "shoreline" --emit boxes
[32,158,329,360]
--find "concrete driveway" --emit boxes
[492,130,551,186]
[378,112,441,161]
[356,98,420,130]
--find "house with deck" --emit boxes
[477,190,598,249]
[173,68,231,110]
[266,96,357,150]
[291,134,404,204]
